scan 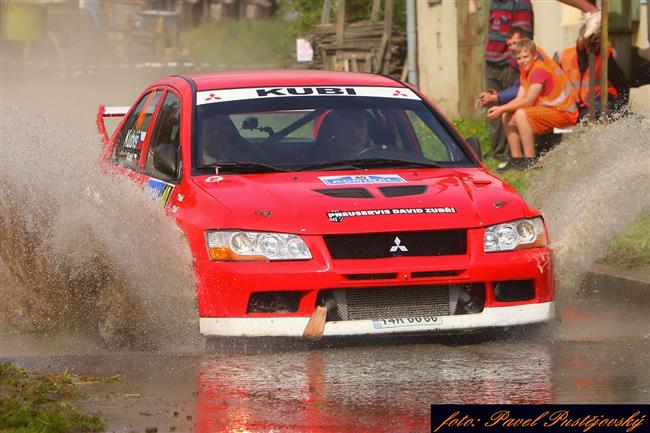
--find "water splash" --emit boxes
[0,102,198,349]
[525,113,650,300]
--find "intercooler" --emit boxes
[320,285,479,321]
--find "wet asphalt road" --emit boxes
[3,299,649,433]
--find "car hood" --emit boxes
[193,169,534,235]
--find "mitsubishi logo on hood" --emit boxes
[389,237,408,253]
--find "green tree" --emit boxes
[278,0,405,37]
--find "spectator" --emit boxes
[480,27,565,109]
[480,27,534,114]
[559,26,630,120]
[487,39,579,170]
[484,0,534,161]
[558,0,602,37]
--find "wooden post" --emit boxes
[378,0,393,73]
[588,52,596,122]
[599,0,609,119]
[321,0,332,25]
[370,0,381,23]
[336,0,346,45]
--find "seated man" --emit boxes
[315,109,370,160]
[479,27,529,110]
[487,39,579,170]
[200,115,270,164]
[560,25,630,120]
[479,27,559,109]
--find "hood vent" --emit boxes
[314,188,374,198]
[378,185,428,197]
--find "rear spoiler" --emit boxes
[96,104,130,146]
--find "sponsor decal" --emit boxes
[197,86,421,105]
[204,93,221,101]
[146,178,175,207]
[205,175,224,183]
[319,174,406,185]
[123,128,146,150]
[328,207,457,222]
[256,87,357,97]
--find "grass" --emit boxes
[598,208,650,268]
[0,363,105,433]
[452,117,530,192]
[180,19,293,69]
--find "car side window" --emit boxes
[113,90,163,170]
[145,92,181,181]
[406,111,450,161]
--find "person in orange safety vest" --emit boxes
[488,38,579,170]
[559,26,629,120]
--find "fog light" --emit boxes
[494,280,535,302]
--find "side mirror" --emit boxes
[466,136,482,161]
[153,142,179,179]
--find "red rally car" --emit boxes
[97,70,554,339]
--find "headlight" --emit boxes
[205,230,312,261]
[484,217,548,252]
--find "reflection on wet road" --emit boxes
[3,301,649,433]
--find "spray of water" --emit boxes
[0,102,198,350]
[525,113,650,300]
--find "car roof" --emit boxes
[171,69,404,91]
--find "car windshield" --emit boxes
[194,90,474,174]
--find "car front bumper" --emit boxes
[194,227,554,337]
[199,302,554,337]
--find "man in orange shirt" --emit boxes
[560,26,629,119]
[488,39,579,170]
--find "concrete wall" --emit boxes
[415,1,649,118]
[635,4,649,48]
[631,2,649,114]
[416,0,460,118]
[532,0,582,59]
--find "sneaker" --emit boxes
[496,157,536,172]
[584,11,601,38]
[496,159,517,172]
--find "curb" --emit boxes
[580,264,650,305]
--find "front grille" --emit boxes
[324,230,466,259]
[319,285,465,320]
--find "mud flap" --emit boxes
[302,305,328,341]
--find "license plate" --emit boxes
[372,316,442,329]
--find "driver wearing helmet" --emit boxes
[316,109,370,160]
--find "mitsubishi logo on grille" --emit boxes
[389,236,408,253]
